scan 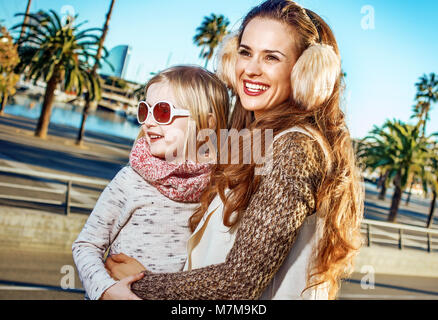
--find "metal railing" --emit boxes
[361,218,438,253]
[0,166,109,215]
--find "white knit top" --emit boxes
[72,166,197,300]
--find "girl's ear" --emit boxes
[216,33,239,92]
[290,44,341,109]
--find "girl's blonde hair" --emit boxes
[135,65,230,159]
[191,0,364,299]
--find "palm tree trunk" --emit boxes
[377,172,383,186]
[427,190,437,228]
[422,112,427,137]
[76,92,90,146]
[19,0,32,43]
[76,0,115,146]
[35,73,59,139]
[0,92,9,115]
[405,179,415,205]
[76,112,88,146]
[378,171,389,200]
[421,104,430,138]
[388,172,402,222]
[95,0,115,72]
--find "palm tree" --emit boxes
[13,10,102,139]
[193,13,229,68]
[361,120,433,222]
[76,0,116,146]
[412,73,438,137]
[385,122,432,222]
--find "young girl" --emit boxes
[72,65,229,300]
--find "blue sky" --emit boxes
[1,0,437,139]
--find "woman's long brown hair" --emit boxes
[189,0,364,299]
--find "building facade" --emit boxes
[99,45,131,79]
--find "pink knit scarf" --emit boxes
[129,137,212,203]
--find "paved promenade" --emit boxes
[0,113,437,300]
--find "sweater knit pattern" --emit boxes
[72,166,198,300]
[131,131,325,299]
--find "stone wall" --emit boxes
[0,206,87,253]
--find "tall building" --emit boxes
[99,45,131,79]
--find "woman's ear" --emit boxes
[207,113,217,131]
[290,44,341,109]
[216,33,239,92]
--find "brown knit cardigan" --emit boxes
[131,132,325,299]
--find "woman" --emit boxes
[105,0,364,300]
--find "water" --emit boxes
[4,96,141,140]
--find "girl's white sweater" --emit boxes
[72,166,197,300]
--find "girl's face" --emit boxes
[235,17,299,118]
[142,81,189,160]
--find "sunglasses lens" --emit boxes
[137,102,148,123]
[153,102,171,124]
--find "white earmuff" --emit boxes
[291,43,341,109]
[215,33,239,92]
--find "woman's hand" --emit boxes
[100,273,144,300]
[105,253,146,281]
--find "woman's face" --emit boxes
[235,17,299,118]
[142,81,189,160]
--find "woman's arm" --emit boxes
[131,133,324,299]
[72,166,133,300]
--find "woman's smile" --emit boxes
[243,79,270,96]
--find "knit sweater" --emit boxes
[131,131,325,299]
[72,166,198,300]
